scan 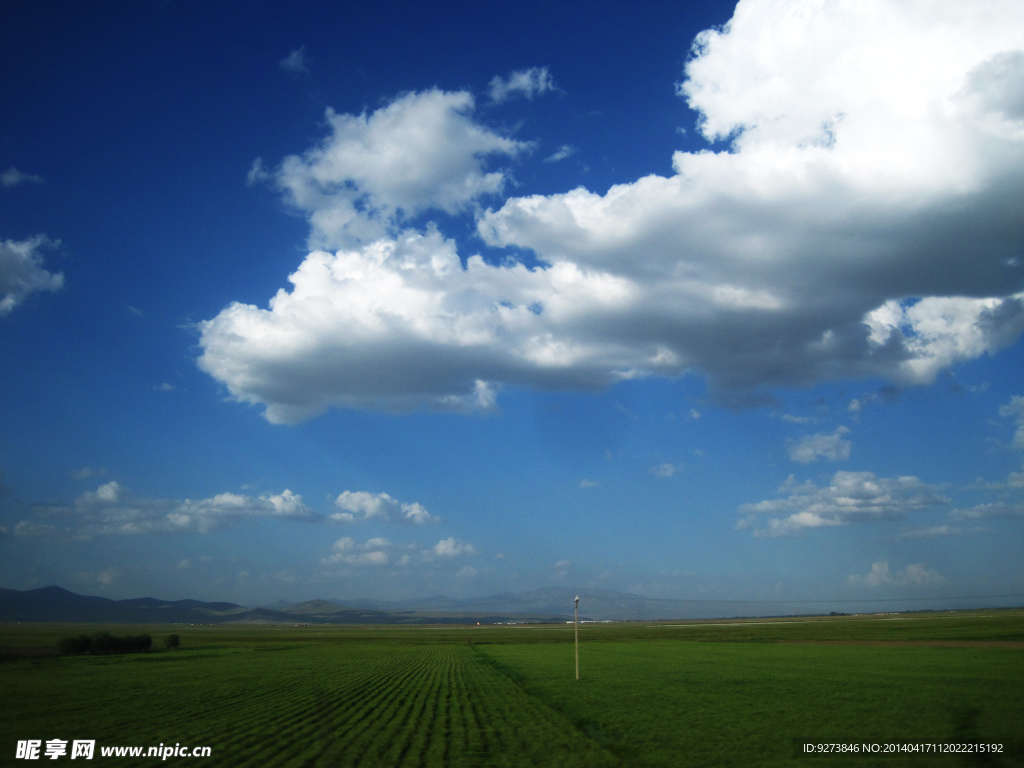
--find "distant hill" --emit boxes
[0,586,572,625]
[0,585,871,625]
[326,588,672,620]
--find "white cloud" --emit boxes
[552,558,571,581]
[433,537,475,558]
[788,426,851,463]
[246,157,271,186]
[780,414,812,424]
[274,89,530,250]
[999,395,1024,449]
[320,535,476,568]
[70,466,105,480]
[488,67,556,103]
[949,501,1024,520]
[19,482,317,537]
[199,226,651,421]
[479,1,1024,401]
[278,46,310,75]
[199,1,1024,422]
[848,561,945,587]
[13,520,61,538]
[738,471,949,536]
[75,567,118,586]
[0,235,63,316]
[651,462,683,478]
[330,490,439,525]
[893,525,986,539]
[579,479,600,489]
[1,167,44,188]
[544,145,576,163]
[321,538,393,567]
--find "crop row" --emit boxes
[2,642,618,767]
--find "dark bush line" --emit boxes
[57,632,154,655]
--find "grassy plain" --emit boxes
[1,610,1022,767]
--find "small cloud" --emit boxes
[154,383,176,392]
[246,157,272,187]
[96,567,117,586]
[1,235,63,316]
[320,536,396,567]
[788,427,851,463]
[552,558,570,581]
[998,395,1024,449]
[1,167,44,188]
[71,466,105,480]
[27,481,317,538]
[950,501,1024,520]
[893,525,986,539]
[847,561,944,587]
[177,558,191,570]
[456,566,478,579]
[780,413,812,424]
[278,46,310,75]
[688,408,702,420]
[579,479,600,489]
[543,145,576,163]
[651,462,683,478]
[13,520,62,538]
[434,537,475,558]
[488,66,556,103]
[739,471,949,537]
[125,304,144,317]
[330,490,440,525]
[615,402,638,421]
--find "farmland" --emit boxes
[2,610,1023,767]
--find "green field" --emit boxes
[2,611,1022,767]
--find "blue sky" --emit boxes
[2,0,1023,612]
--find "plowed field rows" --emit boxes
[1,642,617,767]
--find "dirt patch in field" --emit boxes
[778,640,1024,648]
[0,646,60,657]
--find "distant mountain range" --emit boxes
[0,586,576,625]
[0,585,885,625]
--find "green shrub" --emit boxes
[56,632,152,655]
[56,634,93,655]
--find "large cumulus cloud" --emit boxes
[199,0,1024,423]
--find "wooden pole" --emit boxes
[574,595,579,681]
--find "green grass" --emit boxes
[476,640,1024,767]
[1,639,616,767]
[1,610,1022,767]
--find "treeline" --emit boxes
[57,632,180,655]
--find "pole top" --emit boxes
[574,595,579,603]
